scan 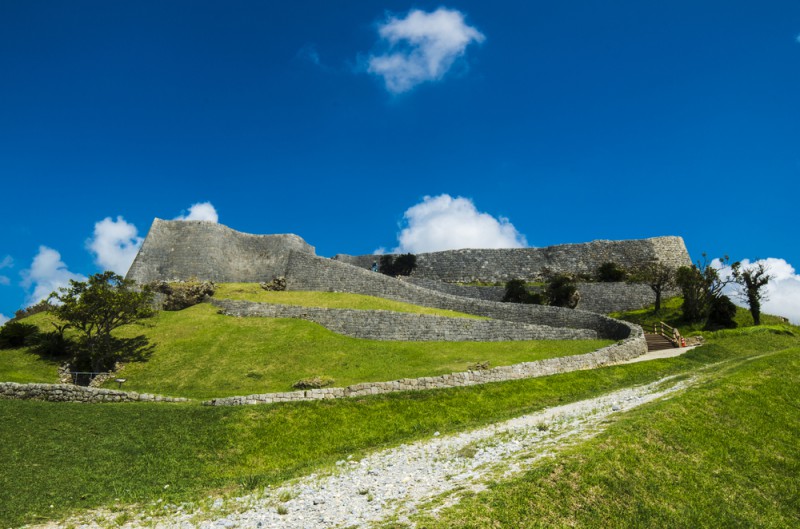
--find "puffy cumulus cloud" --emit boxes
[393,194,527,254]
[714,257,800,325]
[367,7,485,93]
[86,216,144,275]
[0,314,8,326]
[20,246,86,305]
[174,202,219,223]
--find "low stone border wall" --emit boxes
[211,299,597,341]
[203,333,647,406]
[0,382,189,403]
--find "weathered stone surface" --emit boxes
[126,219,315,283]
[0,382,188,403]
[334,236,691,283]
[283,252,638,341]
[212,299,597,341]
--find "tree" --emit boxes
[675,255,734,324]
[379,255,396,276]
[731,261,772,325]
[629,260,676,313]
[48,272,155,373]
[707,294,738,329]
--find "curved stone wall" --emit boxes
[334,236,691,283]
[211,299,598,341]
[126,219,315,283]
[204,335,645,406]
[284,252,642,342]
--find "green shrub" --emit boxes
[502,279,543,305]
[13,300,52,320]
[0,322,39,349]
[546,274,580,308]
[378,254,417,277]
[292,376,335,389]
[707,295,738,330]
[30,330,74,358]
[597,262,627,282]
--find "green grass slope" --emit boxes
[213,284,484,318]
[110,303,611,398]
[2,325,797,527]
[408,330,800,528]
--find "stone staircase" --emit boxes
[645,333,677,352]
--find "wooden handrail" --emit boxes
[653,321,683,347]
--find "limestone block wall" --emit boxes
[405,278,674,314]
[204,334,646,406]
[212,299,598,341]
[126,219,315,283]
[334,236,691,283]
[284,252,640,341]
[0,382,188,403]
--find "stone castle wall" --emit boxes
[283,252,641,341]
[126,219,315,284]
[212,299,597,341]
[334,236,691,283]
[405,277,675,314]
[0,382,188,403]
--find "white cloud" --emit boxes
[367,7,485,93]
[174,202,219,223]
[0,256,12,269]
[20,246,86,305]
[393,194,527,254]
[0,276,9,286]
[86,216,144,275]
[0,314,8,326]
[714,257,800,325]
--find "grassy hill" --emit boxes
[1,290,798,527]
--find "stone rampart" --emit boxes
[0,382,188,403]
[204,335,645,406]
[334,236,691,283]
[284,252,640,341]
[211,299,597,341]
[126,219,315,284]
[405,278,677,314]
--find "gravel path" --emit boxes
[38,375,692,529]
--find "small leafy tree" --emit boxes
[675,255,734,324]
[597,262,627,282]
[48,272,155,373]
[546,274,580,308]
[629,260,676,313]
[731,261,771,325]
[379,255,396,276]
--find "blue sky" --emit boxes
[1,1,799,322]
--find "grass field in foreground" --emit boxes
[108,303,611,398]
[407,332,800,528]
[1,328,796,528]
[213,284,483,318]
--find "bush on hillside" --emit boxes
[597,262,627,282]
[502,279,543,304]
[546,274,580,308]
[378,254,417,277]
[0,321,39,349]
[292,376,335,390]
[707,295,738,330]
[13,300,52,320]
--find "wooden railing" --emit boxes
[653,321,683,347]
